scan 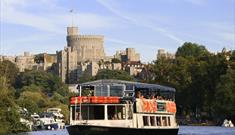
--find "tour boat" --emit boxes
[67,79,179,135]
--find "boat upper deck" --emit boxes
[75,79,176,101]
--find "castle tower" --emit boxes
[66,27,79,49]
[66,26,105,62]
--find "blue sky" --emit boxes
[0,0,234,62]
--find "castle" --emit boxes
[56,26,106,83]
[56,26,141,84]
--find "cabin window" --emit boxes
[81,105,104,120]
[156,116,161,126]
[108,105,126,120]
[125,91,134,97]
[81,86,94,96]
[162,117,167,126]
[110,85,123,97]
[95,85,108,96]
[150,116,156,126]
[72,106,80,120]
[125,85,133,91]
[143,116,149,126]
[168,117,171,126]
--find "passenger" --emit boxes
[157,120,160,126]
[150,93,156,99]
[135,91,142,98]
[140,95,144,99]
[159,96,163,100]
[117,112,122,120]
[112,114,118,120]
[76,112,80,120]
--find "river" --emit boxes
[22,126,235,135]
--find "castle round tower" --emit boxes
[66,27,105,62]
[66,27,80,49]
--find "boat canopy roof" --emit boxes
[78,79,175,92]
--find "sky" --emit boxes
[0,0,235,62]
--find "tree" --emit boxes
[96,69,134,81]
[78,71,95,83]
[15,70,69,95]
[176,42,209,58]
[111,58,121,63]
[0,77,29,134]
[230,50,235,61]
[14,70,71,124]
[213,69,235,121]
[17,91,48,114]
[0,60,19,85]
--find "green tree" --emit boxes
[15,70,69,95]
[96,69,134,81]
[0,77,29,134]
[213,69,235,121]
[78,71,95,83]
[176,42,209,58]
[0,60,19,85]
[230,50,235,61]
[111,58,121,63]
[17,91,49,114]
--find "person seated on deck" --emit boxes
[112,114,118,120]
[150,93,156,99]
[157,96,163,100]
[117,112,123,120]
[135,91,142,98]
[75,112,80,120]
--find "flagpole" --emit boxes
[70,9,74,27]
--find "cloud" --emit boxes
[96,0,184,45]
[0,0,118,34]
[184,0,208,5]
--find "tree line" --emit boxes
[145,42,235,124]
[0,61,72,134]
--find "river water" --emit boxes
[22,126,235,135]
